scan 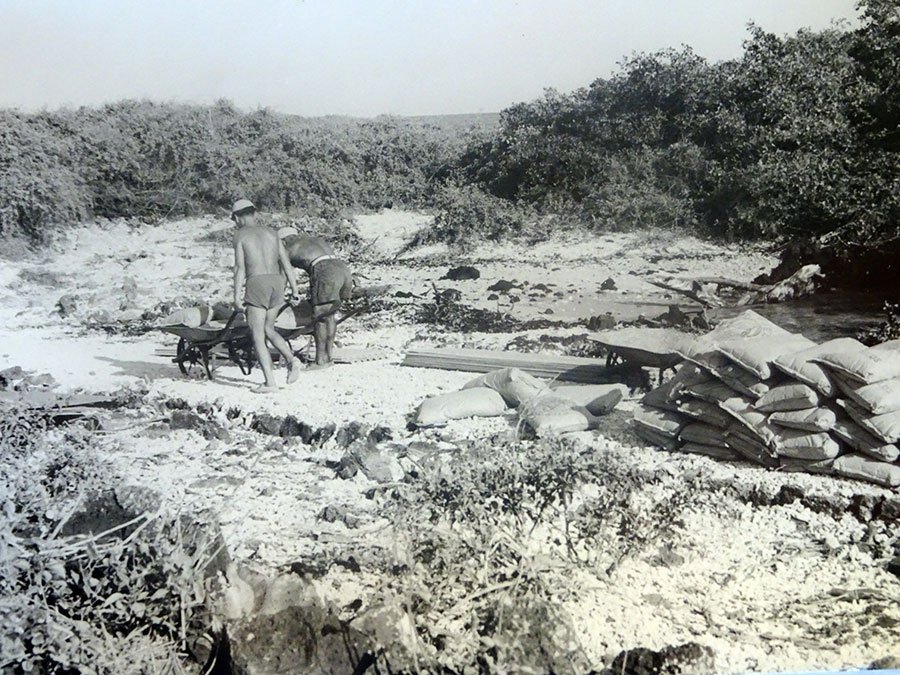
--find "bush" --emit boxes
[457,1,900,245]
[0,102,480,246]
[365,437,691,672]
[407,181,534,249]
[0,408,219,673]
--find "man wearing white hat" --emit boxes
[231,199,302,392]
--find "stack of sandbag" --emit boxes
[415,367,625,435]
[633,310,900,489]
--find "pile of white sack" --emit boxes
[415,367,626,436]
[633,310,900,488]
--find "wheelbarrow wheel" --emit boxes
[176,338,208,379]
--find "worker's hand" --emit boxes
[234,299,244,313]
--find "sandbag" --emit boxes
[713,362,774,400]
[464,368,549,407]
[160,305,212,328]
[772,337,864,397]
[833,453,900,488]
[520,395,595,436]
[831,374,900,416]
[678,310,791,360]
[553,384,626,416]
[642,365,707,412]
[814,342,900,386]
[680,422,728,448]
[831,417,900,462]
[778,458,835,475]
[633,423,682,452]
[725,425,779,468]
[632,405,685,438]
[773,429,840,460]
[677,399,733,429]
[837,399,900,444]
[681,442,741,461]
[416,387,508,427]
[681,380,736,404]
[717,334,815,380]
[754,383,819,413]
[768,407,836,432]
[719,397,779,446]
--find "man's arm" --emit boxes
[233,236,246,311]
[278,240,299,297]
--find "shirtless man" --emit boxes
[281,230,353,368]
[231,199,302,392]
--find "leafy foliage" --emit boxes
[0,101,477,245]
[459,1,900,244]
[0,408,218,673]
[366,437,691,672]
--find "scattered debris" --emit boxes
[600,277,617,290]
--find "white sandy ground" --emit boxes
[1,211,898,672]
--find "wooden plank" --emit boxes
[401,348,633,384]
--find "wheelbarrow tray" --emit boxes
[590,327,692,369]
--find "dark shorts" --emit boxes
[244,274,285,309]
[309,259,353,306]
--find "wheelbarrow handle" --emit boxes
[222,309,244,332]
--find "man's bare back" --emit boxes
[234,226,281,277]
[282,234,334,273]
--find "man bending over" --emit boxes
[281,229,353,369]
[231,199,302,392]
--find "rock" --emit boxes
[251,413,284,436]
[600,277,617,290]
[16,372,57,390]
[279,415,314,443]
[361,451,405,483]
[435,288,462,302]
[170,409,230,441]
[0,366,25,390]
[543,308,554,315]
[586,314,617,330]
[487,279,517,293]
[311,423,336,445]
[334,451,363,479]
[487,293,499,301]
[335,422,364,448]
[878,497,900,522]
[605,642,714,675]
[86,309,113,324]
[887,557,900,580]
[367,425,393,445]
[56,294,78,317]
[318,505,361,529]
[441,265,480,281]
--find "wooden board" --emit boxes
[402,348,631,384]
[154,346,388,365]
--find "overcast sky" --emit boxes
[0,0,858,117]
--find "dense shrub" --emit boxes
[407,181,534,248]
[459,0,899,244]
[0,101,481,245]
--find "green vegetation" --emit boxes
[1,0,896,256]
[459,0,899,244]
[0,406,219,673]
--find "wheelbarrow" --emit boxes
[159,304,355,380]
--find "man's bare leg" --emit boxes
[312,318,330,367]
[247,305,278,390]
[263,305,301,383]
[325,313,337,363]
